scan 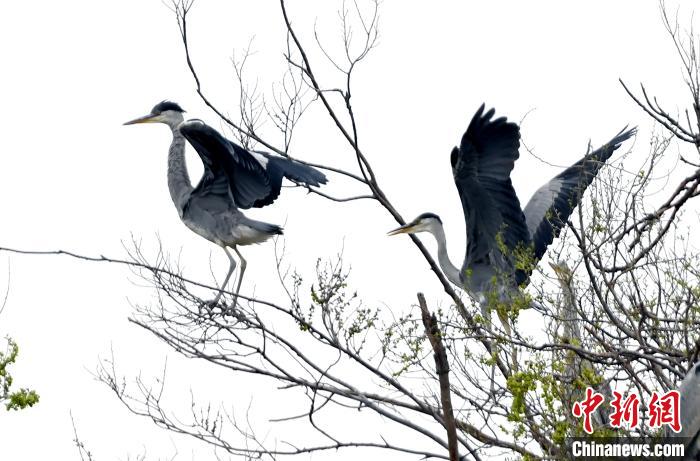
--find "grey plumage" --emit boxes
[550,261,611,428]
[125,102,326,308]
[524,128,634,265]
[389,106,633,382]
[179,120,326,210]
[389,104,635,314]
[450,104,530,292]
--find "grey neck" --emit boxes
[558,279,582,341]
[430,224,463,288]
[167,124,193,215]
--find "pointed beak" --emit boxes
[123,113,160,125]
[549,262,571,278]
[549,262,563,276]
[387,222,417,236]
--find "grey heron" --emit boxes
[550,260,611,428]
[124,101,327,308]
[389,105,634,332]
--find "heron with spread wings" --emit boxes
[389,105,634,332]
[124,101,327,308]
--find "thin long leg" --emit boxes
[497,309,518,370]
[212,246,236,306]
[231,246,247,308]
[481,300,497,396]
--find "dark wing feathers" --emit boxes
[523,127,636,261]
[250,151,328,207]
[452,105,633,287]
[459,104,521,180]
[179,120,326,210]
[179,120,270,209]
[452,105,530,278]
[254,151,328,187]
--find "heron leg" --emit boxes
[479,299,498,396]
[497,309,518,371]
[231,246,247,309]
[212,246,236,307]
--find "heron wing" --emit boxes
[179,120,272,209]
[248,151,328,207]
[523,127,635,262]
[452,104,530,282]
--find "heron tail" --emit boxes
[248,220,284,236]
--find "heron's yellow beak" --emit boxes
[549,262,572,279]
[548,262,563,275]
[123,114,161,125]
[387,223,417,236]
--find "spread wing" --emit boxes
[249,150,328,207]
[179,120,272,209]
[180,120,329,210]
[451,104,530,282]
[523,127,635,262]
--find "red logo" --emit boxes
[649,390,681,433]
[572,388,605,434]
[610,391,640,430]
[572,388,682,433]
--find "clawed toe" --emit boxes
[198,298,224,316]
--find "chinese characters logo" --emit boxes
[572,389,680,434]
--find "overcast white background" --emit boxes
[0,1,692,459]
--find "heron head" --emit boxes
[123,101,185,128]
[548,260,573,282]
[387,212,443,236]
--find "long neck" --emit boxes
[429,223,463,288]
[167,125,193,214]
[558,278,582,341]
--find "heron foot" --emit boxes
[198,298,225,316]
[222,304,247,322]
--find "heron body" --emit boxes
[550,261,611,427]
[125,101,326,307]
[550,261,582,343]
[169,121,284,247]
[389,105,635,322]
[181,201,282,247]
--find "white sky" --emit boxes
[0,1,694,459]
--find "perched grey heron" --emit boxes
[550,260,611,428]
[389,105,634,330]
[124,101,327,308]
[549,261,583,346]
